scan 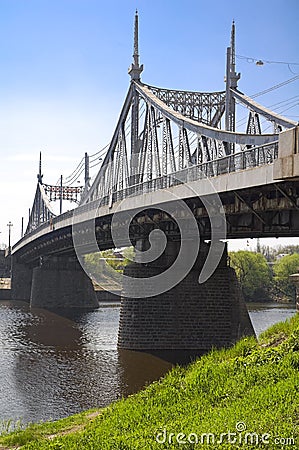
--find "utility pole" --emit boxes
[7,221,13,254]
[256,238,261,253]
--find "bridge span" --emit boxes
[11,14,299,352]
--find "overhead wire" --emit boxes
[236,54,299,75]
[235,95,299,129]
[250,74,299,99]
[262,104,299,133]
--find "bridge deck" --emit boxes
[13,160,279,255]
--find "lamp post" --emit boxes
[7,221,13,254]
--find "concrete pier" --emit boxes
[11,255,98,310]
[0,250,11,278]
[118,241,255,351]
[30,256,98,309]
[11,257,33,302]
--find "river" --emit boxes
[0,299,296,426]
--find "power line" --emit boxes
[250,74,299,99]
[64,159,85,183]
[235,96,299,132]
[236,54,299,74]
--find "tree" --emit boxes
[273,253,299,300]
[229,250,271,301]
[84,247,135,277]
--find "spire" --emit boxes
[128,10,143,81]
[133,9,139,67]
[37,151,43,183]
[229,20,240,89]
[225,21,241,135]
[230,20,236,73]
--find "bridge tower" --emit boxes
[225,21,241,154]
[117,15,255,353]
[128,10,143,185]
[11,155,98,310]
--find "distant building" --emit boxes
[276,253,289,261]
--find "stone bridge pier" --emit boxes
[11,255,98,310]
[118,240,255,351]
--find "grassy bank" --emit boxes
[1,315,299,449]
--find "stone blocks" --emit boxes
[118,242,255,351]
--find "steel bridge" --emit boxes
[11,13,299,352]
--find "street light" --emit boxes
[7,222,13,254]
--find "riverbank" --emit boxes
[0,313,298,449]
[0,278,121,302]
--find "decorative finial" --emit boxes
[231,21,236,69]
[37,151,43,183]
[229,20,240,89]
[128,10,143,80]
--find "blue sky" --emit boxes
[0,0,298,250]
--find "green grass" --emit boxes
[0,409,101,448]
[1,315,299,449]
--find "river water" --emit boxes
[0,299,296,425]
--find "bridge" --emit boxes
[11,13,299,352]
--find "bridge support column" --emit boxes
[118,241,255,351]
[30,256,98,310]
[11,256,33,302]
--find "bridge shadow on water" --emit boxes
[30,307,207,397]
[4,303,207,421]
[38,306,207,361]
[22,305,206,399]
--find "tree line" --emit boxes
[85,245,299,303]
[229,245,299,302]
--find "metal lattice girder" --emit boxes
[135,82,278,146]
[146,84,226,126]
[81,79,285,207]
[138,104,149,183]
[81,86,133,204]
[150,106,161,178]
[246,111,262,135]
[43,184,83,202]
[25,183,56,235]
[162,117,176,174]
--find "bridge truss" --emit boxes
[25,182,56,235]
[80,15,296,207]
[25,154,84,234]
[25,13,297,235]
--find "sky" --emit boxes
[0,0,298,251]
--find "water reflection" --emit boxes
[0,302,123,424]
[0,300,297,425]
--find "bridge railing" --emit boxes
[17,140,278,247]
[104,140,278,206]
[51,141,279,220]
